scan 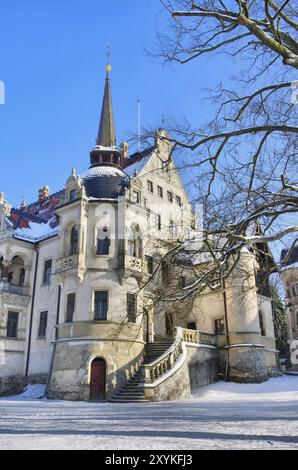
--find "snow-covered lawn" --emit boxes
[0,376,297,450]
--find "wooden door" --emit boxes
[90,358,106,401]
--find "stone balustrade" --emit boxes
[125,256,143,272]
[143,327,184,384]
[142,327,216,385]
[0,281,30,297]
[182,328,199,344]
[55,254,79,273]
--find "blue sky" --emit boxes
[0,0,232,207]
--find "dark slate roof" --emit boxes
[281,245,298,266]
[81,166,129,199]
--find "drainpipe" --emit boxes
[25,244,39,377]
[45,284,61,396]
[222,278,230,381]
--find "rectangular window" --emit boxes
[7,312,19,338]
[176,195,182,206]
[147,181,153,193]
[145,255,153,274]
[157,186,163,198]
[38,311,48,338]
[94,291,108,320]
[127,293,137,323]
[167,191,173,203]
[187,322,197,330]
[66,293,75,323]
[43,260,52,284]
[132,191,140,203]
[214,318,225,335]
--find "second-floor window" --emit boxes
[70,226,79,255]
[127,293,137,323]
[214,318,225,335]
[43,260,52,285]
[97,228,110,255]
[94,291,108,321]
[7,312,19,338]
[38,311,48,338]
[66,293,75,323]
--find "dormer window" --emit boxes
[132,191,140,204]
[69,189,77,201]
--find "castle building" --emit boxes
[0,66,280,401]
[280,246,298,369]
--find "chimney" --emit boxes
[120,142,129,166]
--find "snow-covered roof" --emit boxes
[14,219,58,242]
[124,146,155,178]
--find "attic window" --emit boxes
[69,189,76,201]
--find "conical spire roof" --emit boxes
[97,66,116,147]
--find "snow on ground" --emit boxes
[0,376,297,450]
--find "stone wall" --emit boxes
[0,374,26,397]
[47,335,144,401]
[144,344,218,402]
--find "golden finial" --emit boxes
[106,45,112,74]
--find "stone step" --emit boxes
[109,398,151,403]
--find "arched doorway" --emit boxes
[90,358,106,401]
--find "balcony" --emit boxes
[0,281,30,297]
[125,256,144,272]
[55,254,79,273]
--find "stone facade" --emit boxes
[0,69,280,401]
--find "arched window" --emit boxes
[70,226,79,255]
[97,227,110,255]
[259,310,266,336]
[128,224,142,258]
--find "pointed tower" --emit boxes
[90,64,122,169]
[81,64,129,199]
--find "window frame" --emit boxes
[66,293,76,323]
[157,185,163,198]
[38,311,48,338]
[147,180,154,193]
[43,259,52,285]
[94,290,109,321]
[214,318,225,335]
[7,311,19,338]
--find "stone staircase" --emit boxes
[109,342,173,403]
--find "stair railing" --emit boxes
[143,327,186,384]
